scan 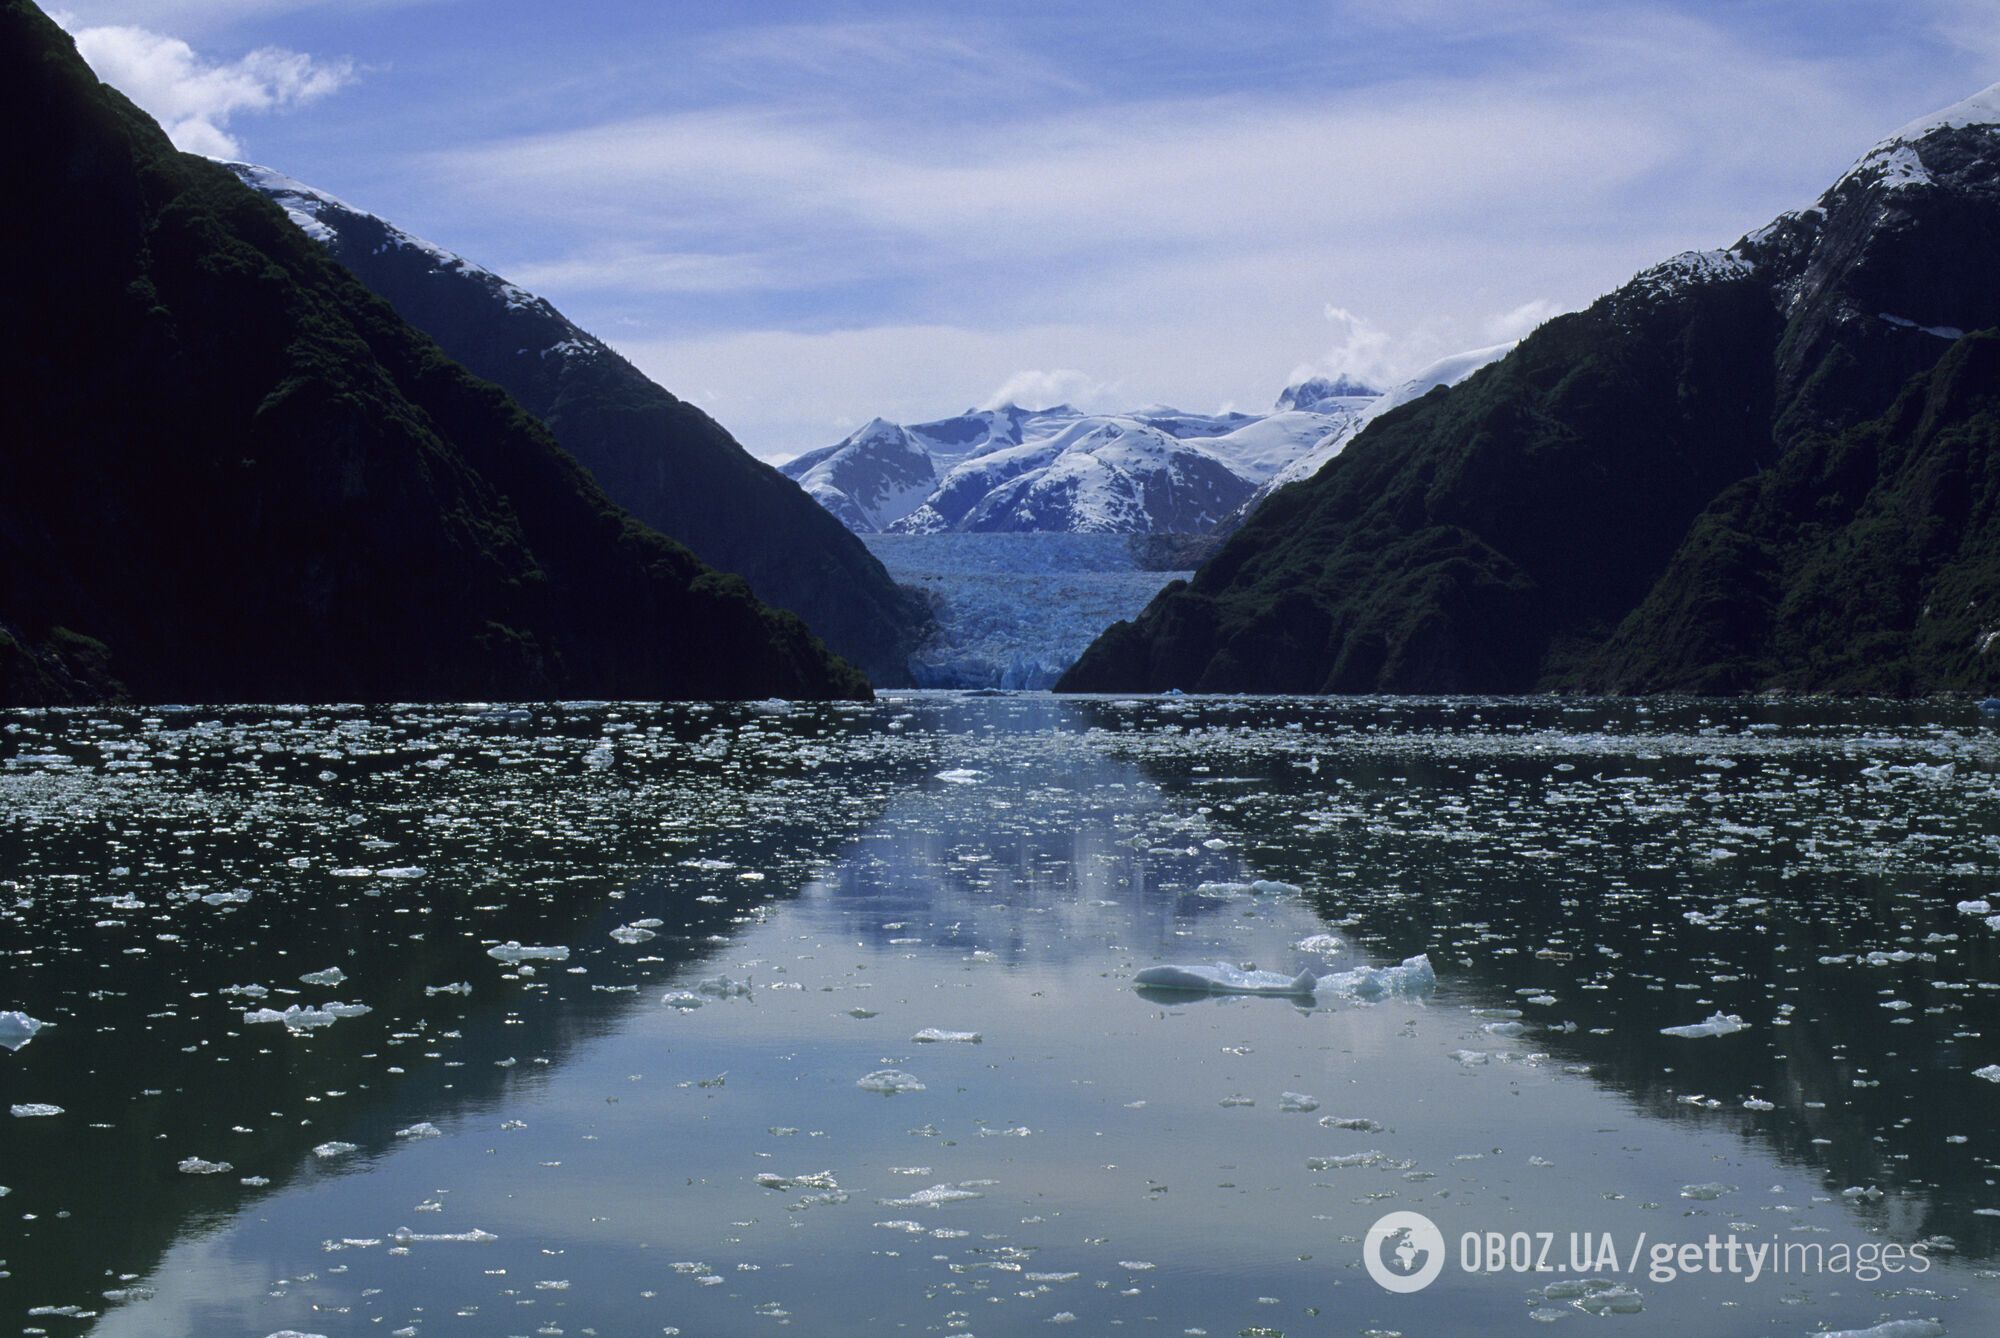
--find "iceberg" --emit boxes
[1660,1012,1747,1038]
[1133,954,1436,1001]
[0,1010,49,1051]
[1132,962,1319,996]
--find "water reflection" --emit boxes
[1,695,1996,1336]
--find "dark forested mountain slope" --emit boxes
[1060,86,2000,696]
[226,164,929,685]
[0,0,868,705]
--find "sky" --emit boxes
[49,0,2000,460]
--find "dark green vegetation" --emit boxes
[1062,113,2000,695]
[226,165,929,686]
[0,1,868,705]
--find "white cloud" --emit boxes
[1483,297,1569,343]
[978,369,1118,412]
[61,19,354,157]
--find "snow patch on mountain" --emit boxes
[1253,343,1516,501]
[223,161,567,328]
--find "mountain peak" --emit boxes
[1275,374,1381,413]
[1885,81,2000,145]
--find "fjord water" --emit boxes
[4,697,2000,1337]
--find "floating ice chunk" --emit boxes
[1661,1012,1747,1038]
[1957,900,1992,915]
[755,1170,839,1191]
[609,925,657,944]
[376,866,426,879]
[261,1331,331,1338]
[696,975,751,998]
[299,968,346,987]
[1132,962,1318,996]
[243,1003,371,1030]
[1975,1065,2000,1083]
[12,1103,63,1116]
[1294,934,1344,955]
[662,991,705,1009]
[395,1122,441,1139]
[0,1010,50,1051]
[425,982,471,997]
[389,1226,498,1243]
[1315,954,1437,1001]
[487,942,569,963]
[1448,1050,1490,1066]
[200,889,251,905]
[220,984,269,999]
[912,1028,981,1044]
[1308,1151,1384,1170]
[178,1156,233,1174]
[1841,1185,1885,1201]
[878,1183,984,1207]
[1279,1092,1320,1113]
[935,769,986,784]
[1681,1182,1734,1200]
[858,1069,926,1094]
[312,1141,359,1159]
[1818,1322,1946,1338]
[1320,1116,1383,1132]
[1743,1098,1776,1111]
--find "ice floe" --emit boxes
[857,1070,926,1094]
[1660,1012,1748,1038]
[0,1010,49,1051]
[486,942,570,963]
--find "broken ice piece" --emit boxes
[911,1028,981,1044]
[1660,1012,1747,1039]
[299,968,346,987]
[1279,1092,1320,1113]
[610,925,657,944]
[313,1141,359,1159]
[178,1156,233,1175]
[857,1070,926,1094]
[394,1122,442,1140]
[0,1010,49,1051]
[487,942,570,963]
[11,1103,62,1116]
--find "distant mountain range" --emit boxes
[780,391,1374,536]
[225,164,928,685]
[1062,83,2000,695]
[1,0,866,705]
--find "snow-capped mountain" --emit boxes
[1061,80,2000,696]
[783,388,1387,536]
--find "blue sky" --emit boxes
[51,0,2000,459]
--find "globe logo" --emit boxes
[1364,1210,1446,1293]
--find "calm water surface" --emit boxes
[4,695,2000,1337]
